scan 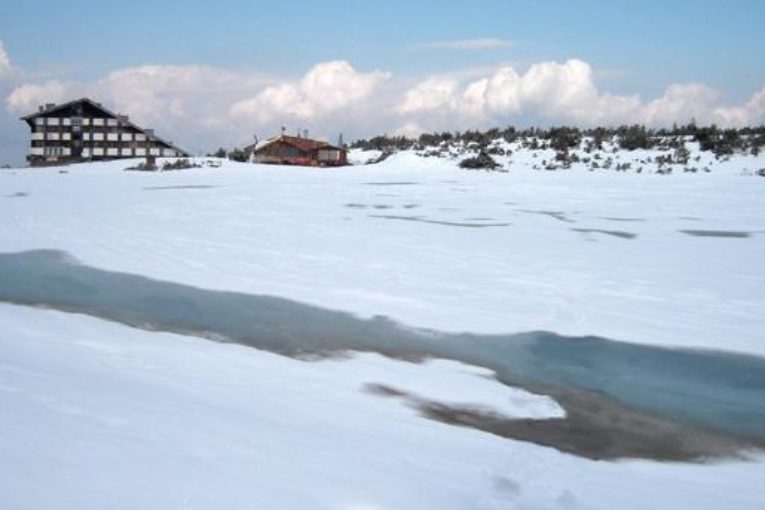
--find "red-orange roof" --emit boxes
[279,135,330,152]
[256,135,343,154]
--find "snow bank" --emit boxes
[2,304,764,510]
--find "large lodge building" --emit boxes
[21,98,188,166]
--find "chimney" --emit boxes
[45,103,55,111]
[38,105,44,113]
[303,129,309,139]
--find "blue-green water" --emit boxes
[1,250,764,441]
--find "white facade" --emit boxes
[27,102,187,164]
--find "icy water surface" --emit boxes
[370,215,511,228]
[1,250,764,449]
[679,229,752,238]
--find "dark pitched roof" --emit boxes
[21,97,189,156]
[255,134,343,154]
[20,97,100,121]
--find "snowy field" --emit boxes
[2,150,764,355]
[1,150,765,509]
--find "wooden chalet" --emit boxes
[247,134,347,167]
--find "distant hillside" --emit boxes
[351,125,765,175]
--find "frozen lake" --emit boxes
[2,249,763,458]
[2,155,765,508]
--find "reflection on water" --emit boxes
[1,249,764,442]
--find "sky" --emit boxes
[1,0,764,164]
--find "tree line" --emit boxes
[351,124,765,158]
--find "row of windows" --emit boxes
[31,141,169,149]
[34,117,123,127]
[31,131,149,141]
[30,147,180,158]
[43,147,68,157]
[32,126,143,135]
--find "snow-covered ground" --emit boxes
[2,150,763,355]
[2,304,765,510]
[1,149,765,508]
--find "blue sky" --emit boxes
[1,0,765,164]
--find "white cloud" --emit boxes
[7,65,274,150]
[0,41,11,79]
[230,84,312,125]
[397,78,459,114]
[230,60,389,124]
[5,54,765,156]
[300,61,389,110]
[713,85,765,126]
[95,65,270,128]
[6,80,70,112]
[392,121,426,138]
[412,38,513,51]
[639,83,719,126]
[6,60,389,152]
[0,40,21,83]
[396,59,765,129]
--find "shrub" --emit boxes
[459,151,500,170]
[161,159,200,171]
[228,148,248,162]
[547,127,581,152]
[618,125,655,150]
[125,161,157,171]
